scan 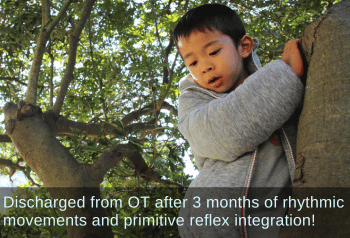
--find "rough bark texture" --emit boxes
[295,0,350,187]
[280,1,350,237]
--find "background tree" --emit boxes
[0,0,346,237]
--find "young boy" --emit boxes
[174,4,304,238]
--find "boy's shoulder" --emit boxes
[179,74,223,99]
[179,74,196,92]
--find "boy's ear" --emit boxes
[239,35,254,58]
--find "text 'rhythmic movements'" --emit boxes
[2,194,345,229]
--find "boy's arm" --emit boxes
[178,59,304,162]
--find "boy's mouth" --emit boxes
[209,76,222,87]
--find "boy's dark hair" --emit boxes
[174,4,246,49]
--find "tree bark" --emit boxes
[297,1,350,187]
[3,102,114,237]
[280,0,350,237]
[294,0,350,187]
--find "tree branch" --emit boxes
[56,116,122,137]
[46,0,73,33]
[90,145,124,182]
[0,158,24,171]
[91,144,183,187]
[92,144,183,187]
[0,77,27,86]
[0,157,40,186]
[268,14,293,40]
[3,102,92,187]
[49,40,54,108]
[41,0,51,26]
[162,30,174,84]
[139,129,164,141]
[0,134,12,142]
[52,0,96,115]
[165,0,173,14]
[124,123,155,133]
[3,102,181,188]
[56,117,159,137]
[25,0,73,104]
[0,157,25,182]
[121,101,178,126]
[150,2,175,85]
[150,1,165,57]
[3,102,177,142]
[88,17,108,120]
[158,51,179,107]
[2,112,170,142]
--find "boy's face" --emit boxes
[178,29,248,93]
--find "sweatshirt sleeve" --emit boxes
[178,60,304,162]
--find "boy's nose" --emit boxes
[201,63,214,74]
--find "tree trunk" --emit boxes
[295,0,350,187]
[280,0,350,237]
[3,102,114,238]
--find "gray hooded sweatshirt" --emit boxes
[177,39,305,238]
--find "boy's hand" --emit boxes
[281,39,304,79]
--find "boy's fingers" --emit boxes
[287,39,300,48]
[281,39,304,79]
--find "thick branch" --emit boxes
[25,0,73,104]
[52,0,96,115]
[123,147,182,187]
[0,134,12,142]
[90,146,124,182]
[41,0,51,26]
[0,158,25,180]
[56,116,116,136]
[139,129,164,141]
[3,102,181,188]
[2,114,165,142]
[0,158,24,171]
[121,101,178,126]
[56,117,157,137]
[3,102,177,141]
[47,0,73,33]
[124,123,155,134]
[0,158,39,186]
[91,144,183,187]
[3,102,84,187]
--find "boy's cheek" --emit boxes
[189,70,198,81]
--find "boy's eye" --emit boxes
[209,49,221,56]
[189,61,197,67]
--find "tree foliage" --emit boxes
[0,0,341,237]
